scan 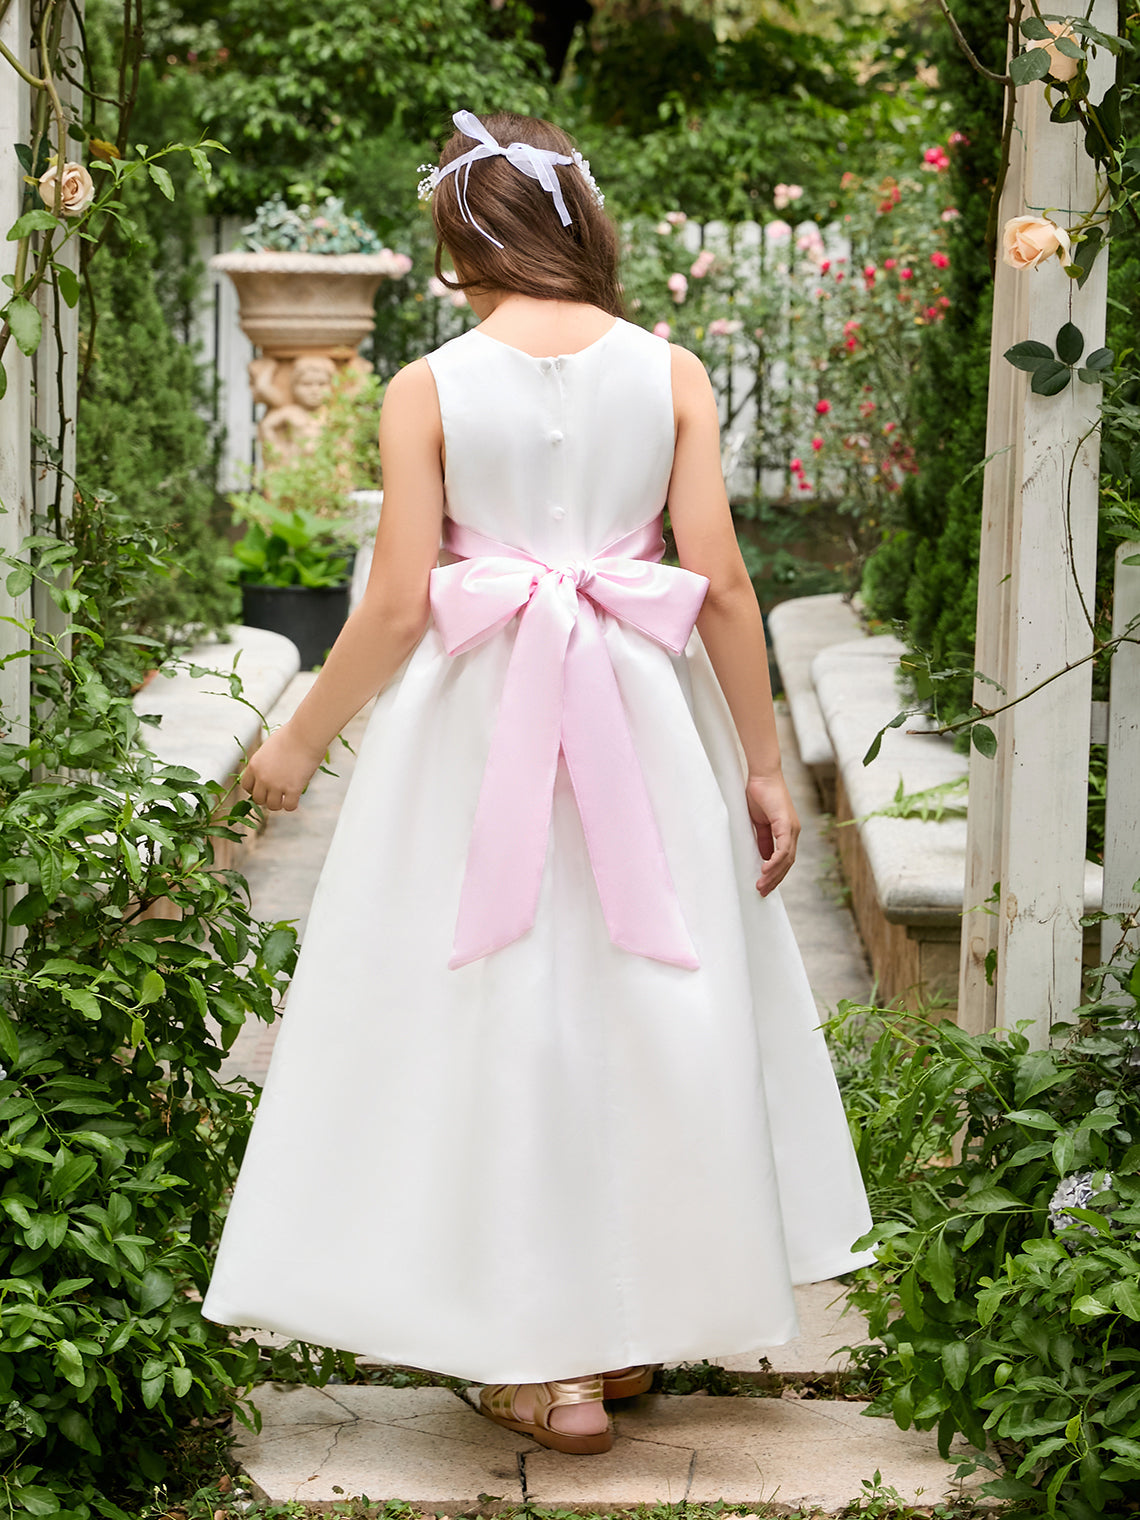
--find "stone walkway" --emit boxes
[219,687,991,1512]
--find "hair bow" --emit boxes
[418,109,604,250]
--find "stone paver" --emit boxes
[775,702,872,1015]
[235,1386,991,1513]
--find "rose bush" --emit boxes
[611,143,958,592]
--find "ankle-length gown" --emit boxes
[201,316,878,1383]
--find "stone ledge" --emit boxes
[815,634,1103,1006]
[767,593,865,806]
[133,624,301,787]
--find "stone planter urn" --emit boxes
[210,249,395,465]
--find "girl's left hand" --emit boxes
[745,772,800,895]
[240,723,324,812]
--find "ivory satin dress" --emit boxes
[201,315,878,1383]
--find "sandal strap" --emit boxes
[481,1383,522,1421]
[533,1376,606,1433]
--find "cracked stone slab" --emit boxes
[620,1396,989,1512]
[234,1385,527,1507]
[234,1386,992,1514]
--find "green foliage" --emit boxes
[76,215,236,646]
[147,0,551,214]
[826,964,1140,1518]
[225,500,354,589]
[0,497,307,1515]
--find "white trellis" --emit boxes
[0,0,83,735]
[957,0,1137,1044]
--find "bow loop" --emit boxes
[429,516,709,971]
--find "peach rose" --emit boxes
[1029,20,1082,83]
[38,160,95,216]
[1001,214,1072,270]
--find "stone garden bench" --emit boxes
[769,598,1103,1009]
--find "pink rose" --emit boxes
[1001,214,1072,270]
[811,436,823,451]
[664,211,687,226]
[427,275,450,297]
[899,267,914,281]
[883,258,897,270]
[653,321,671,338]
[773,182,804,210]
[789,457,804,474]
[667,272,688,302]
[930,250,950,269]
[765,219,792,242]
[941,208,961,222]
[815,399,831,416]
[707,318,743,336]
[922,146,950,172]
[690,249,715,278]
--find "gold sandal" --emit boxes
[477,1375,613,1455]
[601,1363,659,1398]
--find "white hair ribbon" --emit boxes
[417,109,603,250]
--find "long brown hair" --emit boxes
[429,112,625,318]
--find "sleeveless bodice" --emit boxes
[423,317,674,560]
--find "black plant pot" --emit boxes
[241,574,353,671]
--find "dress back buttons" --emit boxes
[551,505,566,520]
[550,429,564,443]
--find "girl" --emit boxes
[202,108,876,1458]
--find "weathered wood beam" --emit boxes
[959,1,1115,1044]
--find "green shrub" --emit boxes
[76,213,236,648]
[827,966,1140,1518]
[0,497,298,1514]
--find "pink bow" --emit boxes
[429,515,709,970]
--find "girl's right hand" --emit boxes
[240,723,324,812]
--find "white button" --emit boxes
[549,429,564,443]
[551,505,566,520]
[538,358,552,373]
[553,357,563,371]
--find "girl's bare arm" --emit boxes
[666,343,799,893]
[241,358,445,811]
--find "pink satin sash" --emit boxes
[428,514,709,970]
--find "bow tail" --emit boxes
[560,601,700,970]
[448,579,574,968]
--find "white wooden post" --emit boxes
[31,0,83,648]
[958,3,1115,1045]
[1100,541,1140,975]
[0,0,34,739]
